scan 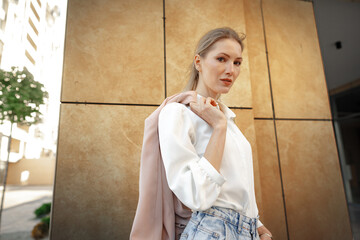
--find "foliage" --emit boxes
[0,66,48,125]
[32,203,51,239]
[34,202,51,218]
[31,222,49,240]
[41,216,50,226]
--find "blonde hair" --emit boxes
[183,27,246,91]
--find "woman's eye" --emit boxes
[234,61,242,66]
[217,57,225,62]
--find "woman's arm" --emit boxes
[158,103,225,211]
[158,97,227,211]
[189,97,227,171]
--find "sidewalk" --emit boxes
[0,185,53,240]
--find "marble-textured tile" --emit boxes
[263,0,332,119]
[61,0,164,105]
[244,0,273,118]
[166,0,252,108]
[254,120,288,240]
[51,104,156,239]
[233,109,262,210]
[276,120,352,239]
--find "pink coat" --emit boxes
[130,91,197,240]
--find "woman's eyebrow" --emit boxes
[219,52,242,60]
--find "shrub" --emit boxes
[34,203,51,218]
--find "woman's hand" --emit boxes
[258,226,273,240]
[260,233,272,240]
[189,97,227,129]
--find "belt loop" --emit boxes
[254,218,257,237]
[249,218,255,236]
[253,218,258,238]
[237,212,242,233]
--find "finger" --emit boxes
[200,97,206,106]
[197,97,206,110]
[189,102,199,113]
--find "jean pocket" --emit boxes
[194,226,220,240]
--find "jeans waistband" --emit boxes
[202,206,258,235]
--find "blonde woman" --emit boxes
[158,28,273,240]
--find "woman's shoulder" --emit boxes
[161,102,190,114]
[159,102,195,121]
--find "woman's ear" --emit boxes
[194,54,201,72]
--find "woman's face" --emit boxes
[195,38,243,99]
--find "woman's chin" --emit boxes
[218,87,232,95]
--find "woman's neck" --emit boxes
[195,83,220,100]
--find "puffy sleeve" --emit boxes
[158,103,225,211]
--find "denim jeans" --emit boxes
[179,206,260,240]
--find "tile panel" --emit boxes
[277,120,352,239]
[263,0,331,119]
[51,104,156,239]
[244,0,273,118]
[61,0,164,104]
[254,119,288,240]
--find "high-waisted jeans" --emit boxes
[179,206,260,240]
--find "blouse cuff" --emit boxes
[257,219,263,228]
[198,157,226,186]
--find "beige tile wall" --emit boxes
[262,0,331,119]
[52,0,352,239]
[52,104,155,239]
[254,119,288,240]
[254,0,352,239]
[61,0,164,105]
[244,0,273,118]
[276,120,352,239]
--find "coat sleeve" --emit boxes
[158,103,226,211]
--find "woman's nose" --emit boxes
[225,62,234,75]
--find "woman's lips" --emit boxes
[221,78,232,86]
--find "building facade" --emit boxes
[0,0,66,184]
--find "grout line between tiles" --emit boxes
[163,0,167,99]
[255,117,332,121]
[260,1,290,239]
[61,101,160,107]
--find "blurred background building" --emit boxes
[0,0,66,185]
[0,0,66,239]
[313,0,360,206]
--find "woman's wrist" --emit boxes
[212,119,227,131]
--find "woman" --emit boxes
[158,28,273,240]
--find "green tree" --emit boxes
[0,66,48,124]
[0,66,48,226]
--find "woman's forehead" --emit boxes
[208,38,242,58]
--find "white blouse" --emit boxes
[158,96,262,227]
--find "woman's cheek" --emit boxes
[235,69,241,78]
